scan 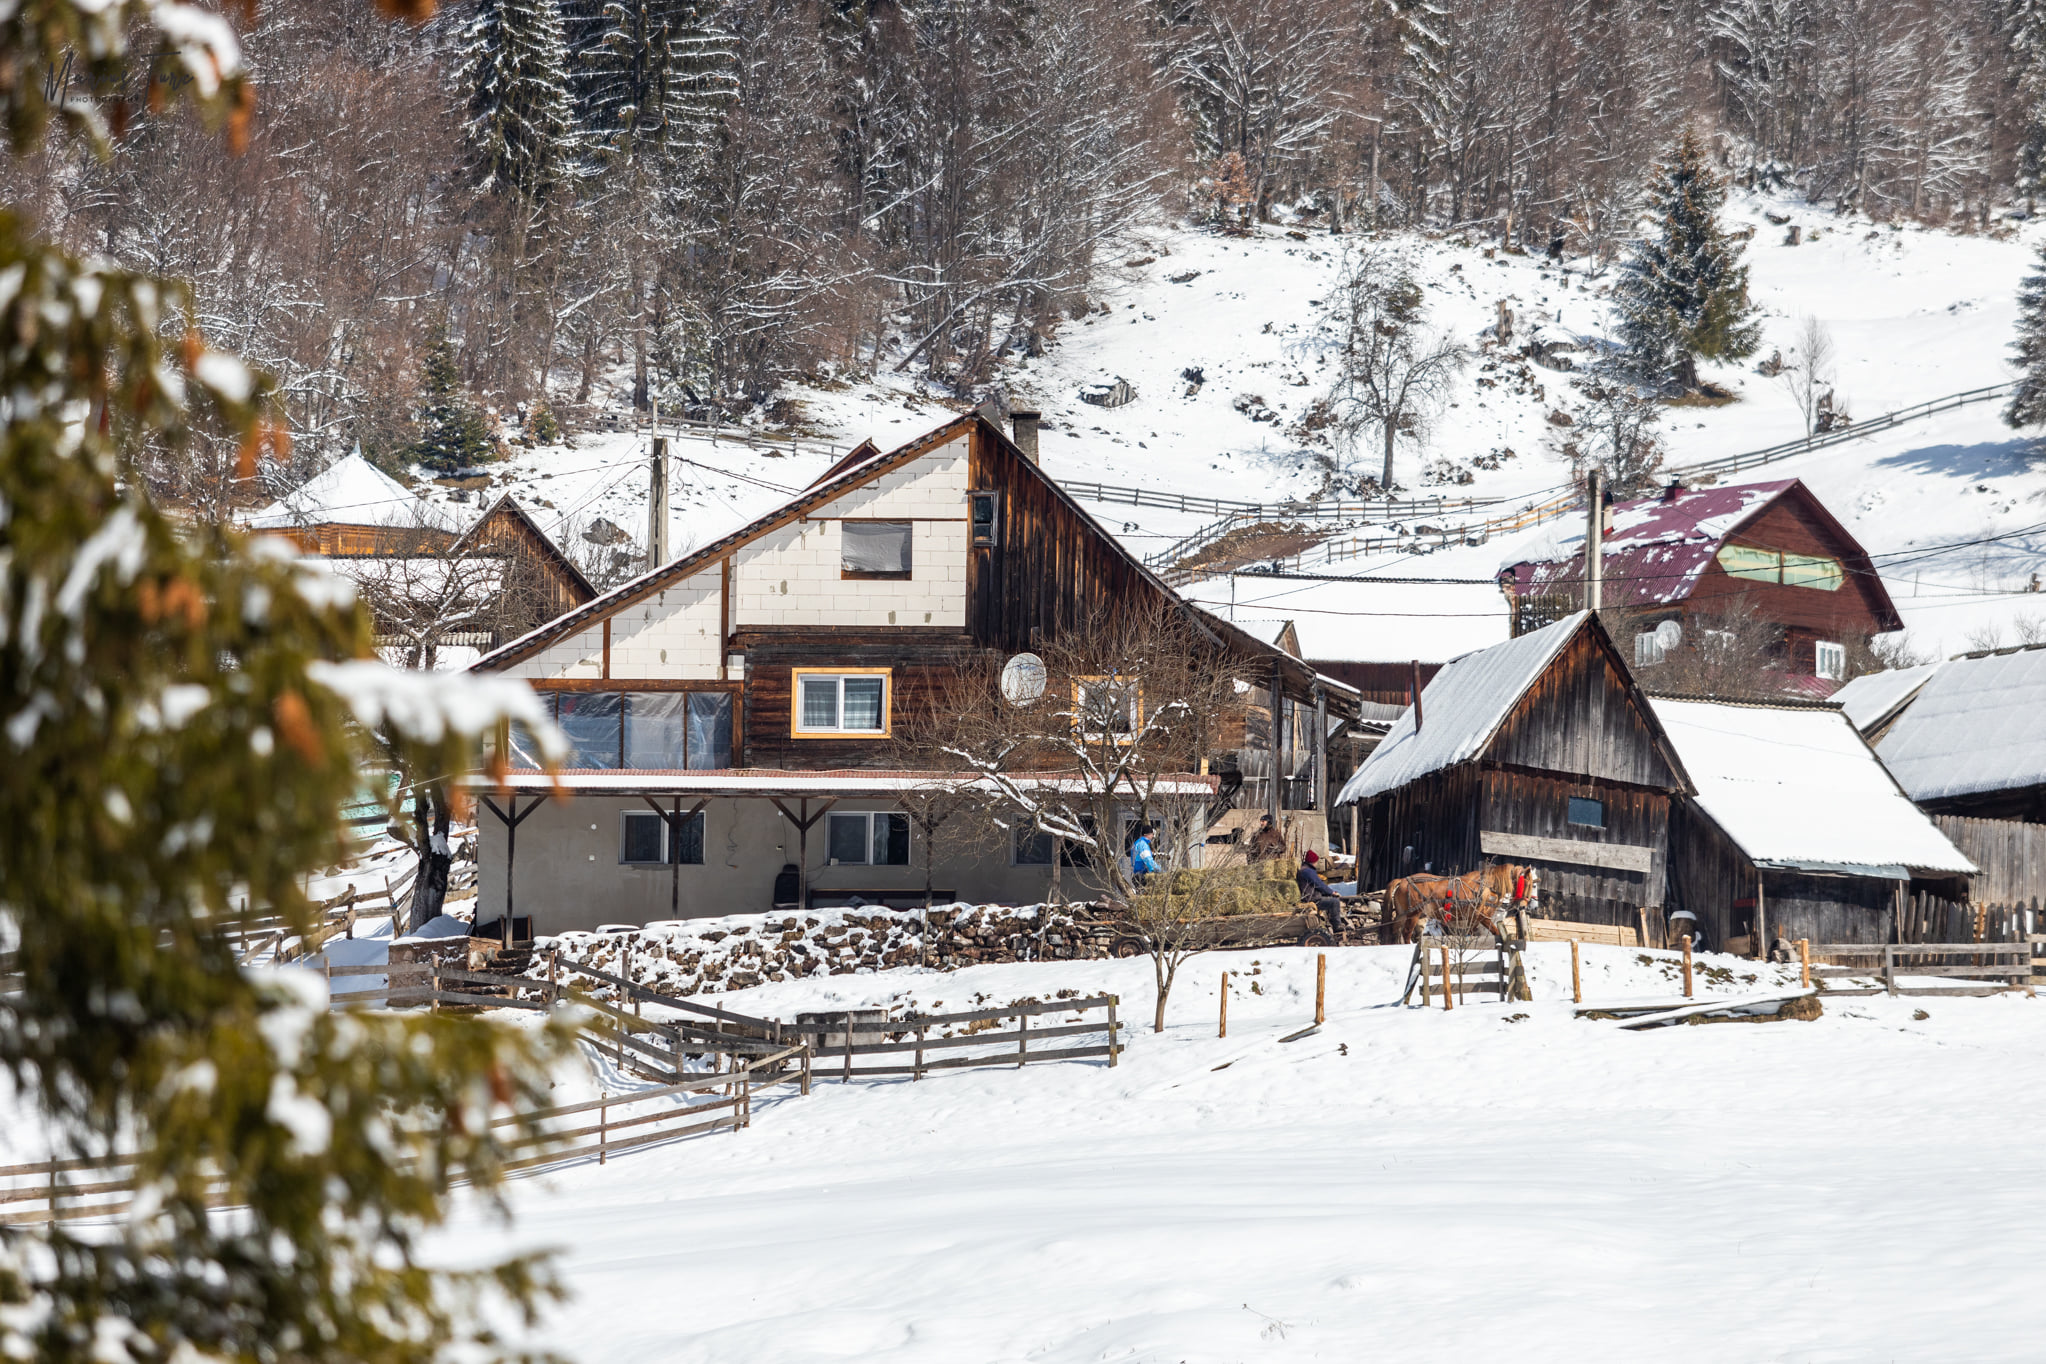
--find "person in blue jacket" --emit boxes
[1129,823,1161,887]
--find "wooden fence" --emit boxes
[223,861,477,964]
[1806,940,2040,997]
[0,1043,810,1225]
[780,996,1123,1082]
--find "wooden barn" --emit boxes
[1336,611,1692,931]
[467,412,1358,934]
[1500,477,1902,690]
[1650,696,1974,948]
[1837,644,2046,935]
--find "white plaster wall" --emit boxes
[608,568,723,679]
[731,436,969,630]
[476,795,1055,933]
[506,623,606,680]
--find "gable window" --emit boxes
[1635,631,1667,667]
[793,669,890,737]
[841,520,913,579]
[1073,677,1140,743]
[1815,640,1847,681]
[1567,796,1605,829]
[621,809,706,865]
[970,491,1001,548]
[1715,544,1843,591]
[827,811,910,865]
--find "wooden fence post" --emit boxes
[738,1067,750,1133]
[1570,940,1582,1005]
[800,1044,812,1096]
[1681,935,1694,999]
[842,1011,853,1084]
[598,1094,608,1166]
[1884,944,1897,997]
[1799,939,1811,989]
[1315,953,1327,1026]
[345,888,357,941]
[1440,944,1453,1011]
[1219,972,1229,1038]
[914,1022,926,1081]
[1018,1009,1029,1067]
[1106,997,1120,1066]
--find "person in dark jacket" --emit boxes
[1296,849,1346,932]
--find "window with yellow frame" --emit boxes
[791,668,891,737]
[1714,543,1843,591]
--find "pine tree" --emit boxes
[459,0,578,201]
[2014,0,2046,209]
[569,0,732,167]
[1615,126,1763,392]
[2005,244,2046,430]
[408,330,497,472]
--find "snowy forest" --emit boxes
[9,0,2046,507]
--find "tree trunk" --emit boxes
[408,787,453,933]
[1381,420,1397,491]
[1153,955,1173,1032]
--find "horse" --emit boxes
[1382,863,1530,944]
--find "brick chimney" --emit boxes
[1011,410,1041,465]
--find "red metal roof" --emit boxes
[1506,479,1800,609]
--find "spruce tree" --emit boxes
[570,0,731,166]
[2005,244,2046,430]
[2015,0,2046,210]
[409,330,497,472]
[459,0,578,201]
[1615,127,1764,392]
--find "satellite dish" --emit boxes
[1000,652,1047,706]
[1655,619,1683,650]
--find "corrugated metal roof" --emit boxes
[1504,480,1796,608]
[1831,662,1943,733]
[1874,646,2046,801]
[1651,697,1974,876]
[1335,613,1588,803]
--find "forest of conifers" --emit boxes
[7,0,2039,505]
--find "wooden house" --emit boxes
[466,413,1357,935]
[1650,696,1974,948]
[1500,478,1902,689]
[1336,611,1692,931]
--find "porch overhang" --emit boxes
[461,767,1221,799]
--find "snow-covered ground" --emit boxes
[453,944,2046,1361]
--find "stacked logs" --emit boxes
[524,903,1101,999]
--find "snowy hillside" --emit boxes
[448,945,2046,1362]
[422,191,2046,661]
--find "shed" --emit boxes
[1336,611,1691,929]
[1650,696,1974,949]
[1862,644,2046,821]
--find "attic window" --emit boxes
[1567,796,1605,829]
[1715,544,1843,591]
[970,491,1001,547]
[842,520,912,579]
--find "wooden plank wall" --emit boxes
[737,631,971,769]
[1479,767,1667,926]
[1486,629,1682,790]
[1665,803,1895,947]
[1359,764,1481,890]
[1935,815,2046,904]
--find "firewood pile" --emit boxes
[523,903,1105,999]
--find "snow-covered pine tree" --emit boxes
[2015,0,2046,210]
[2004,244,2046,430]
[408,331,497,472]
[570,0,731,166]
[1614,126,1763,392]
[459,0,578,200]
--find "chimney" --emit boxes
[1661,478,1684,504]
[1011,410,1041,465]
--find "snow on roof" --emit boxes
[1873,646,2046,802]
[1831,662,1943,733]
[1336,612,1587,804]
[1649,697,1973,877]
[1503,480,1796,609]
[247,453,440,530]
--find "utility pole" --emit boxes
[1583,466,1603,614]
[648,434,670,569]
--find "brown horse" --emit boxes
[1383,864,1530,944]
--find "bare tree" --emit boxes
[1323,246,1468,493]
[1573,379,1666,496]
[1780,314,1837,438]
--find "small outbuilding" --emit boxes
[1650,695,1974,948]
[1337,611,1691,930]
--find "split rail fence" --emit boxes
[1805,940,2042,997]
[784,995,1124,1082]
[222,862,477,965]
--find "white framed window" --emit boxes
[826,812,910,866]
[792,669,890,737]
[1635,631,1666,667]
[1073,676,1140,744]
[620,810,705,865]
[1815,639,1847,681]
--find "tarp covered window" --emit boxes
[841,520,912,577]
[557,692,622,768]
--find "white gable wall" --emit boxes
[732,435,968,630]
[609,570,725,678]
[507,622,607,680]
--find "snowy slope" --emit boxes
[444,945,2046,1362]
[408,191,2046,662]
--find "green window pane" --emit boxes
[1716,544,1781,584]
[1780,553,1843,590]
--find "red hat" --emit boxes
[1303,849,1319,864]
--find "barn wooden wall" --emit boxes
[1359,764,1481,889]
[1934,815,2046,906]
[1479,768,1667,927]
[1488,629,1682,789]
[1665,804,1895,947]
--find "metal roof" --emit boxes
[1873,646,2046,802]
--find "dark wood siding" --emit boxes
[1681,497,1893,658]
[1487,629,1682,788]
[736,630,970,769]
[1359,764,1481,889]
[966,427,1170,653]
[1479,767,1668,926]
[1666,802,1896,947]
[1936,815,2046,906]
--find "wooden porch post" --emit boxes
[770,797,836,913]
[1311,683,1329,817]
[481,794,547,947]
[1268,659,1285,821]
[1755,868,1768,960]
